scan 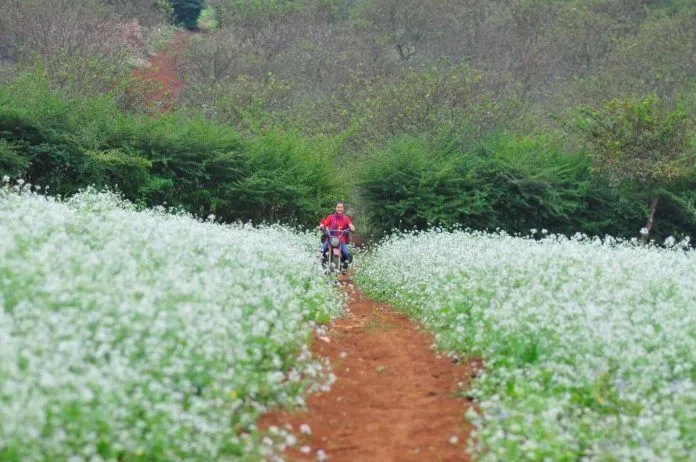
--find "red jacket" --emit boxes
[321,213,352,243]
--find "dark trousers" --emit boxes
[321,241,352,262]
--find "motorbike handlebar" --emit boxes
[324,229,350,236]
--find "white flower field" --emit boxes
[0,187,342,461]
[5,183,696,461]
[357,230,696,461]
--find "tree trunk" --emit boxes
[641,196,660,243]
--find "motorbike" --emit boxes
[322,229,350,276]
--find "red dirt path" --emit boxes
[260,283,481,461]
[134,32,481,461]
[132,31,188,112]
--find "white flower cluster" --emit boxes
[0,188,342,461]
[357,229,696,461]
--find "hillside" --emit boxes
[2,0,696,240]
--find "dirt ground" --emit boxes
[259,279,481,462]
[132,31,188,112]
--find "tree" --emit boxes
[102,0,171,25]
[1,0,142,96]
[169,0,204,29]
[570,95,695,241]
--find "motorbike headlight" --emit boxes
[330,237,341,247]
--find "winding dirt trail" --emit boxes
[260,280,481,461]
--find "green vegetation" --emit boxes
[3,0,696,241]
[169,0,204,29]
[0,71,340,226]
[358,133,696,242]
[569,96,695,241]
[5,2,696,460]
[197,7,218,31]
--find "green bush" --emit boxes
[197,7,218,30]
[233,130,341,224]
[357,133,696,242]
[5,68,696,241]
[169,0,204,29]
[0,139,27,176]
[0,71,341,228]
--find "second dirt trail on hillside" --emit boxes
[132,31,188,112]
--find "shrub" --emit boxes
[0,71,342,228]
[169,0,204,29]
[568,95,696,241]
[232,130,341,224]
[357,132,696,242]
[197,7,218,31]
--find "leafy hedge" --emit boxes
[357,134,696,242]
[0,72,340,226]
[4,72,696,242]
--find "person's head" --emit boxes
[334,201,345,215]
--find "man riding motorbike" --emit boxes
[317,201,355,269]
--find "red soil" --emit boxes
[132,31,189,112]
[260,283,481,461]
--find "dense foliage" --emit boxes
[0,72,341,227]
[569,96,696,240]
[358,230,696,460]
[169,0,204,29]
[358,134,696,243]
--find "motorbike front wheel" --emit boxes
[328,249,342,276]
